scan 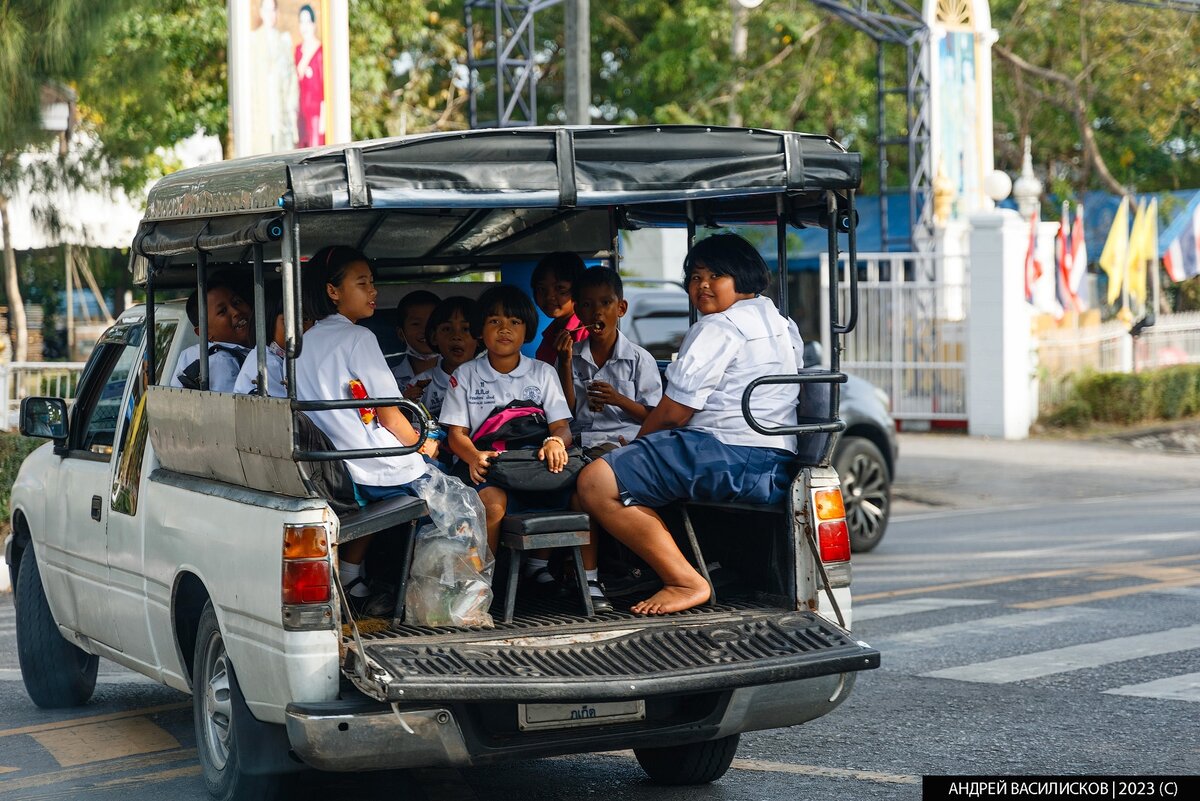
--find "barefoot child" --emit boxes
[440,285,611,610]
[577,234,802,616]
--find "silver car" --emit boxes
[621,286,897,552]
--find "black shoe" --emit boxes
[522,566,566,599]
[587,580,614,614]
[600,566,662,598]
[344,579,395,618]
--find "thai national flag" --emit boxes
[1055,206,1076,313]
[1024,211,1041,304]
[1069,206,1088,310]
[1163,193,1200,283]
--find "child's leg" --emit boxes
[477,486,507,556]
[337,535,373,598]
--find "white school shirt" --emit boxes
[571,332,662,447]
[168,342,249,392]
[440,352,572,438]
[295,314,425,488]
[415,365,453,418]
[665,295,800,452]
[391,351,440,394]
[233,342,288,397]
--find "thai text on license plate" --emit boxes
[517,700,646,731]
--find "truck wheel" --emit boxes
[15,546,99,708]
[634,734,740,784]
[833,436,891,553]
[193,602,281,801]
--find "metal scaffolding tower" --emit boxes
[465,0,565,129]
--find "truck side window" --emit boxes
[111,321,177,516]
[73,342,141,459]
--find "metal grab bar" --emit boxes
[741,372,848,437]
[833,190,859,335]
[292,397,429,462]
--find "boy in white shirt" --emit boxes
[234,291,288,396]
[413,295,478,418]
[388,290,440,399]
[577,234,801,616]
[565,268,662,455]
[169,279,253,391]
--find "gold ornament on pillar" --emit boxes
[933,160,956,226]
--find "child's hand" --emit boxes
[403,379,431,401]
[586,380,626,409]
[469,450,498,484]
[538,437,568,473]
[419,438,439,459]
[554,329,574,364]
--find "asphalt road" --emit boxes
[2,433,1198,800]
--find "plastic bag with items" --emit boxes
[404,467,495,628]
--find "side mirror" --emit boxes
[20,397,68,441]
[802,341,824,369]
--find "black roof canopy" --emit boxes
[132,125,861,287]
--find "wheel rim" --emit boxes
[841,451,889,545]
[199,631,233,771]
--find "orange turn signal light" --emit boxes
[284,525,329,559]
[813,489,846,521]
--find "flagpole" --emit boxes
[1121,196,1131,320]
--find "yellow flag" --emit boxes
[1126,199,1150,310]
[1100,196,1129,305]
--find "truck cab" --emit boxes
[7,125,878,800]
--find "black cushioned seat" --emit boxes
[501,512,590,536]
[499,512,594,622]
[337,495,427,544]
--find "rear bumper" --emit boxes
[285,671,857,771]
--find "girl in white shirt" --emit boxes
[577,234,801,616]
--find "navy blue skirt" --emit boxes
[602,428,794,508]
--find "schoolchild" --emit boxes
[566,268,662,454]
[531,251,588,372]
[577,234,802,616]
[233,290,288,397]
[413,295,478,419]
[295,246,444,613]
[440,285,611,610]
[389,289,440,400]
[169,278,253,391]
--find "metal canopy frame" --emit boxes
[465,0,565,129]
[809,1,932,251]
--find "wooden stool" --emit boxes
[500,512,593,623]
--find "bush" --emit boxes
[1075,373,1149,424]
[1050,364,1200,428]
[1,432,44,524]
[1045,397,1093,429]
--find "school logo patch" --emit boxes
[522,386,541,401]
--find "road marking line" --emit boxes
[32,717,180,768]
[870,608,1105,656]
[730,759,920,784]
[0,749,195,792]
[1104,672,1200,703]
[92,764,201,788]
[854,598,993,622]
[0,668,155,685]
[0,767,17,775]
[411,767,481,801]
[1012,576,1200,609]
[0,702,190,739]
[922,624,1200,684]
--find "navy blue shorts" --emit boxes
[602,428,794,508]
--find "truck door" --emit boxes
[105,319,178,672]
[43,333,144,652]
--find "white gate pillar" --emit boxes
[967,210,1034,439]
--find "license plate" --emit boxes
[517,700,646,731]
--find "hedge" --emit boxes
[1,432,44,525]
[1046,364,1200,428]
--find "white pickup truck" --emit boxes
[6,125,879,801]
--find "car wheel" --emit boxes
[15,545,99,708]
[193,601,282,801]
[634,734,740,784]
[833,436,891,553]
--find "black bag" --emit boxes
[294,412,360,515]
[486,447,585,492]
[177,344,249,390]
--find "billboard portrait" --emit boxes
[234,0,335,156]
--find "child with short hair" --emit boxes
[440,285,610,610]
[577,234,802,616]
[169,278,253,391]
[414,295,478,419]
[233,290,287,397]
[390,289,441,399]
[566,268,662,454]
[531,252,588,373]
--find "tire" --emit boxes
[634,734,740,784]
[833,436,892,553]
[193,602,282,801]
[14,545,99,708]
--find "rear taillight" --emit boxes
[811,487,851,589]
[282,523,333,629]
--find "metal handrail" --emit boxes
[741,372,848,437]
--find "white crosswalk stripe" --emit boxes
[1104,672,1200,703]
[921,624,1200,684]
[853,598,994,622]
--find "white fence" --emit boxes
[821,252,969,423]
[0,361,87,431]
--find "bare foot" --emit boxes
[630,582,711,615]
